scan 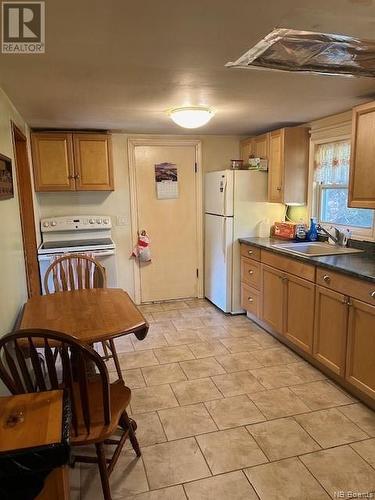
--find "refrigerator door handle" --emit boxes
[222,218,226,261]
[223,177,227,215]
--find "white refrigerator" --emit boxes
[204,169,284,313]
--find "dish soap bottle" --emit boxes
[306,217,318,242]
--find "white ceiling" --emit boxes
[1,0,375,135]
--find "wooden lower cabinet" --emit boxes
[261,264,285,334]
[313,286,348,375]
[241,257,261,289]
[241,283,260,317]
[284,274,315,353]
[346,298,375,399]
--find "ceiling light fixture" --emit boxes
[169,106,215,129]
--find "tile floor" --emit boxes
[72,299,375,500]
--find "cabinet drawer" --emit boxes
[241,258,261,289]
[240,244,261,262]
[241,283,260,317]
[261,250,315,282]
[316,268,375,305]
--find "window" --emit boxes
[313,140,375,238]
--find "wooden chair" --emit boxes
[43,254,123,381]
[0,329,141,500]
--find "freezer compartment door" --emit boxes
[205,170,234,216]
[204,214,233,313]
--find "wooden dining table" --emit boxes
[19,288,149,344]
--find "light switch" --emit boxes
[117,215,127,226]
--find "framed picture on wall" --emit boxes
[0,153,14,200]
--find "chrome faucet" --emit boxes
[317,224,351,247]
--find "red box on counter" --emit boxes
[274,221,305,240]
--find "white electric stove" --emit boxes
[38,215,117,293]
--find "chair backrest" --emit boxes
[0,329,111,437]
[44,254,106,294]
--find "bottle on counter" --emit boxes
[258,218,271,238]
[306,217,318,242]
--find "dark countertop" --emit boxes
[239,237,375,283]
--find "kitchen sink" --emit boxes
[271,242,364,257]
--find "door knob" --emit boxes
[248,250,253,255]
[248,297,254,303]
[323,275,331,284]
[248,270,254,275]
[370,291,375,299]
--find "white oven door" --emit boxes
[38,250,117,294]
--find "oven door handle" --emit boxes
[38,250,116,261]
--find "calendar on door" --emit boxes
[155,162,179,199]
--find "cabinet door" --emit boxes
[240,137,254,162]
[349,102,375,208]
[346,298,375,398]
[313,286,348,375]
[268,129,284,203]
[73,134,114,191]
[261,264,285,334]
[31,133,75,191]
[254,133,269,159]
[284,274,315,353]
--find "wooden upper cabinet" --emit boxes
[254,133,269,159]
[31,133,75,191]
[313,286,348,376]
[346,298,375,399]
[268,127,309,205]
[240,137,255,162]
[73,134,114,191]
[31,132,114,192]
[349,101,375,209]
[268,129,284,203]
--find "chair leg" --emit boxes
[109,339,123,382]
[95,442,112,500]
[120,412,141,457]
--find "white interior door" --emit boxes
[134,144,199,302]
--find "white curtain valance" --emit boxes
[314,140,350,184]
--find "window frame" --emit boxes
[309,135,375,241]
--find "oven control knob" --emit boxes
[103,218,109,224]
[89,218,95,224]
[42,221,49,228]
[96,218,102,224]
[51,221,57,227]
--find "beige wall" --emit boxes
[0,88,31,337]
[36,134,240,299]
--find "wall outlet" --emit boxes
[117,215,127,226]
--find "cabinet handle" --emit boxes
[75,174,80,180]
[248,270,254,275]
[248,250,253,255]
[370,291,375,299]
[247,297,254,303]
[276,187,282,191]
[279,276,288,282]
[323,274,331,284]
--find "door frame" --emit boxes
[128,137,203,304]
[11,122,41,297]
